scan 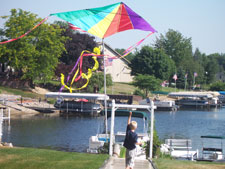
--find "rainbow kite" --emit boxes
[50,2,156,39]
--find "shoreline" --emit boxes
[0,93,59,119]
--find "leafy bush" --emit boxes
[119,147,126,158]
[145,121,161,158]
[98,142,109,154]
[209,81,225,91]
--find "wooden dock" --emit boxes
[100,157,153,169]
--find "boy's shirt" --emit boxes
[123,124,138,150]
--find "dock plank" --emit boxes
[100,157,153,169]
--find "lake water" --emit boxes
[1,107,225,152]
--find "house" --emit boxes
[99,43,133,83]
[216,72,225,82]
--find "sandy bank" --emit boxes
[0,93,58,118]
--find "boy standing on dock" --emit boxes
[123,111,142,169]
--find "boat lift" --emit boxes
[109,99,156,159]
[45,92,156,158]
[197,135,225,161]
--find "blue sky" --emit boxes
[1,0,225,55]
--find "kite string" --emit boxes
[0,16,49,45]
[120,32,154,58]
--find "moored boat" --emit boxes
[139,98,178,111]
[169,92,221,109]
[54,99,102,116]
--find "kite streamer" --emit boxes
[121,32,155,58]
[60,47,101,93]
[0,16,49,44]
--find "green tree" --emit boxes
[176,67,186,89]
[154,29,193,67]
[205,55,219,84]
[0,9,66,84]
[211,53,225,72]
[178,57,205,88]
[132,74,161,97]
[130,46,175,80]
[54,21,97,65]
[193,48,203,61]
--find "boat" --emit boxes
[87,132,149,159]
[101,109,148,119]
[169,92,221,109]
[139,98,178,111]
[87,134,110,154]
[54,99,102,116]
[175,97,209,107]
[218,91,225,106]
[196,135,225,162]
[45,92,108,116]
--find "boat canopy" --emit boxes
[169,92,214,98]
[45,92,109,100]
[104,109,148,119]
[201,135,225,139]
[219,91,225,95]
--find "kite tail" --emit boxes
[0,16,49,44]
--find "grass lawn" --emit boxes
[154,158,225,169]
[105,82,137,95]
[0,86,43,99]
[0,147,109,169]
[105,82,184,95]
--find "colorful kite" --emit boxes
[50,2,156,39]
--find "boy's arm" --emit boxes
[127,111,132,125]
[136,142,142,146]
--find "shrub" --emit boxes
[209,81,225,91]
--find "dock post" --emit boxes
[149,101,154,159]
[109,99,115,156]
[0,114,2,142]
[8,108,10,125]
[0,109,2,120]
